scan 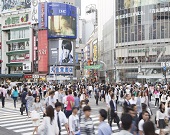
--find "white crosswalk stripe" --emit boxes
[0,107,120,135]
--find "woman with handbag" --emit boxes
[38,105,59,135]
[31,96,45,135]
[156,103,169,135]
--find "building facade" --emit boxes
[115,0,170,83]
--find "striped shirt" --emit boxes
[80,116,95,135]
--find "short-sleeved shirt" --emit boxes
[138,119,144,132]
[66,95,74,111]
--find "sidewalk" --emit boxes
[0,126,21,135]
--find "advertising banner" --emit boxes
[58,39,74,65]
[49,40,58,65]
[23,62,32,72]
[10,53,29,62]
[49,66,73,74]
[31,0,39,24]
[93,40,98,62]
[1,0,31,13]
[38,2,48,29]
[47,2,77,39]
[2,14,30,29]
[38,30,48,72]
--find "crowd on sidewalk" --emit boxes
[0,82,170,135]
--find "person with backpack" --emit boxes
[65,89,75,118]
[11,86,19,109]
[45,90,56,108]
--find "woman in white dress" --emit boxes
[31,96,44,135]
[38,105,59,135]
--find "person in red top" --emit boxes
[65,89,75,118]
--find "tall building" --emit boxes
[115,0,170,83]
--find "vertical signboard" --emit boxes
[38,30,48,72]
[48,40,58,65]
[31,0,39,24]
[38,2,47,29]
[93,40,98,62]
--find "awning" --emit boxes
[6,63,22,67]
[6,50,29,55]
[0,74,24,78]
[6,38,29,44]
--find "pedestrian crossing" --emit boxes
[0,107,120,135]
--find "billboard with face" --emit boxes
[58,39,74,65]
[1,0,31,13]
[47,2,77,39]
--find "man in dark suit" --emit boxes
[123,94,131,113]
[109,93,120,130]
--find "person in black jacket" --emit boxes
[109,93,120,130]
[20,86,28,115]
[123,94,131,113]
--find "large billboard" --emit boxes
[47,2,77,39]
[1,0,31,13]
[38,30,48,72]
[49,40,58,65]
[58,39,74,65]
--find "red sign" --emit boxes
[38,30,48,72]
[24,75,32,79]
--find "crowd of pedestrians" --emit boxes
[0,82,170,135]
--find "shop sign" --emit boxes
[31,0,39,24]
[50,66,73,74]
[10,54,30,62]
[33,75,39,78]
[24,75,32,79]
[116,7,170,20]
[128,47,166,53]
[3,14,30,28]
[84,65,102,70]
[23,62,32,72]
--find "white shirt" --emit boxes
[63,95,68,107]
[126,89,130,94]
[69,114,80,134]
[129,98,137,104]
[140,97,146,104]
[138,119,144,132]
[106,94,111,108]
[45,96,56,108]
[156,110,167,120]
[38,117,59,135]
[55,91,59,100]
[161,94,166,102]
[54,110,68,127]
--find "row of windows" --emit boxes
[116,21,170,43]
[10,29,29,40]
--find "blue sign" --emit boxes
[38,2,48,29]
[47,2,77,39]
[50,66,73,74]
